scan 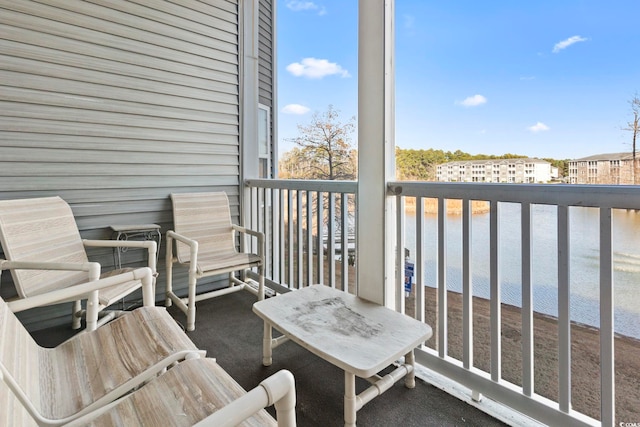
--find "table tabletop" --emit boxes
[253,285,432,378]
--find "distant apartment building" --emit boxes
[567,152,639,184]
[436,158,557,183]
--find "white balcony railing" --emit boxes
[245,179,357,294]
[246,179,639,427]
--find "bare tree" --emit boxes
[285,105,357,181]
[279,106,358,252]
[623,94,640,184]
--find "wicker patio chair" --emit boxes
[0,196,157,330]
[64,358,297,427]
[0,265,205,427]
[166,192,265,331]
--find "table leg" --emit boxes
[262,321,273,366]
[344,371,357,427]
[404,349,416,389]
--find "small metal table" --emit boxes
[110,224,161,269]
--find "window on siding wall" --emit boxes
[258,104,271,178]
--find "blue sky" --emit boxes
[276,1,640,160]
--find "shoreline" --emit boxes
[405,286,640,423]
[404,198,490,215]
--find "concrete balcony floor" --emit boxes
[33,290,506,426]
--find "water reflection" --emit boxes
[404,204,640,338]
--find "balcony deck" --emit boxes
[32,291,506,426]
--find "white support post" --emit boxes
[357,0,396,307]
[241,0,259,230]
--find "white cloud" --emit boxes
[552,35,588,53]
[528,122,550,133]
[282,104,310,115]
[456,94,487,107]
[286,58,350,79]
[286,1,326,15]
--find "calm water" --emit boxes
[404,204,640,339]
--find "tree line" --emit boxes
[278,105,569,181]
[395,148,568,181]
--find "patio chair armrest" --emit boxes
[232,225,265,257]
[6,267,154,313]
[194,369,296,427]
[166,230,199,267]
[0,259,101,281]
[83,239,158,274]
[166,230,198,248]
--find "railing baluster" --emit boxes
[396,194,406,314]
[490,201,501,382]
[259,187,268,276]
[297,190,304,289]
[271,189,277,281]
[316,192,324,284]
[328,192,336,288]
[341,193,349,292]
[307,191,313,287]
[287,189,294,287]
[521,202,534,397]
[438,197,447,358]
[462,198,472,369]
[600,207,614,426]
[557,205,571,413]
[416,197,425,324]
[278,189,285,285]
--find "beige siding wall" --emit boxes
[0,0,245,329]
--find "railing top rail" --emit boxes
[246,178,358,193]
[388,181,640,210]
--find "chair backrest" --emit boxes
[0,197,89,297]
[0,295,43,424]
[170,192,237,264]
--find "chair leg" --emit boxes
[72,300,82,330]
[165,264,173,308]
[258,264,265,301]
[186,268,197,332]
[165,245,173,308]
[84,291,102,331]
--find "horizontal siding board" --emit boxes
[2,68,236,114]
[1,162,239,176]
[1,102,239,135]
[0,94,238,130]
[1,85,238,124]
[0,117,239,143]
[0,186,242,206]
[197,0,237,14]
[0,176,241,191]
[2,2,239,60]
[90,0,238,38]
[0,146,239,166]
[0,133,241,155]
[258,45,273,65]
[1,27,239,86]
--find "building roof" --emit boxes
[437,158,550,167]
[571,152,635,161]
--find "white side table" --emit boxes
[110,224,161,269]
